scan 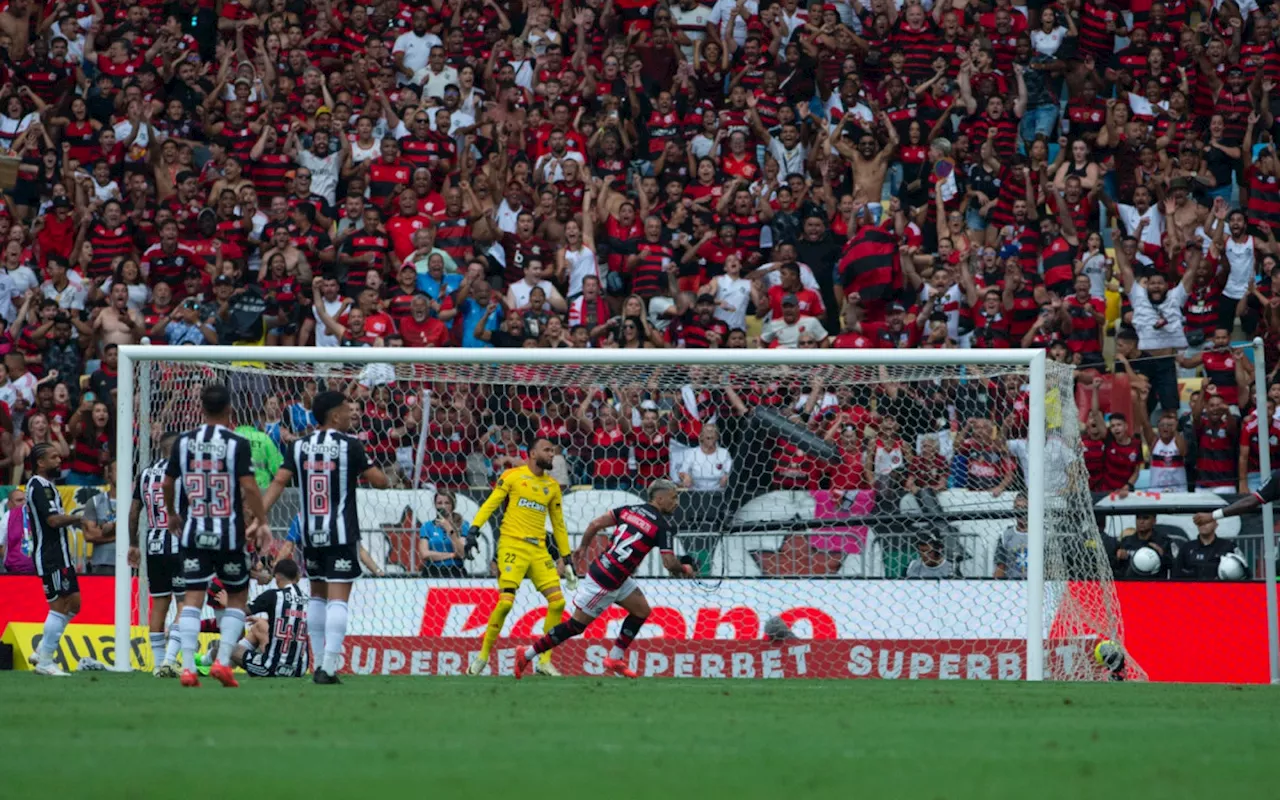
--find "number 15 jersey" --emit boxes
[166,424,253,551]
[282,428,370,549]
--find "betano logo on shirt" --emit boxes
[517,497,547,513]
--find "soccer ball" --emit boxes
[1218,552,1249,581]
[1093,639,1126,677]
[1130,547,1161,576]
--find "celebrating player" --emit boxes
[195,559,311,678]
[131,432,185,677]
[27,443,87,677]
[264,391,390,684]
[1194,469,1280,525]
[164,384,269,688]
[516,479,693,679]
[467,437,573,677]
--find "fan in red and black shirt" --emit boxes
[1181,329,1247,407]
[1064,275,1106,366]
[521,487,689,678]
[665,296,730,348]
[1100,415,1145,494]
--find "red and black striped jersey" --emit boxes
[88,223,136,279]
[587,503,675,590]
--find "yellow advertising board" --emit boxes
[2,622,221,672]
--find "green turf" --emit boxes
[1,675,1276,799]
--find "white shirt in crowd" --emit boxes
[1114,204,1164,253]
[760,315,828,348]
[707,0,758,46]
[412,64,459,99]
[392,30,443,83]
[562,245,599,297]
[294,149,341,205]
[677,446,733,491]
[312,296,348,348]
[1129,282,1188,351]
[671,5,711,58]
[710,275,752,330]
[508,278,557,310]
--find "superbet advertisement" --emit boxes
[0,577,1274,683]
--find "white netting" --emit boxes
[124,354,1143,681]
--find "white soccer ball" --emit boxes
[1218,552,1249,581]
[1131,547,1162,576]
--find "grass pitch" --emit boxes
[1,674,1276,799]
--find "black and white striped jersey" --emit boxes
[165,424,253,551]
[26,474,70,575]
[283,428,369,548]
[135,458,178,556]
[248,582,310,676]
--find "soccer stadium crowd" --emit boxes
[0,0,1279,543]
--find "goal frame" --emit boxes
[113,345,1052,678]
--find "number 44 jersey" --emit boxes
[166,424,254,551]
[587,503,677,590]
[282,428,370,549]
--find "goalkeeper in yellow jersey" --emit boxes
[466,438,575,676]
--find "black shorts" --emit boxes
[181,546,252,590]
[241,649,303,678]
[146,553,186,597]
[304,541,362,583]
[41,565,79,602]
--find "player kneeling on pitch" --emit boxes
[196,559,310,678]
[516,480,693,679]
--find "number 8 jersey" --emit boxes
[166,424,254,550]
[282,428,370,549]
[587,503,677,590]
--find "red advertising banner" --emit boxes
[1,576,1276,683]
[343,637,1032,679]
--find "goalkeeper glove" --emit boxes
[563,561,579,591]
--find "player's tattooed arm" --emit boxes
[574,511,617,562]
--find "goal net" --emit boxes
[116,347,1143,681]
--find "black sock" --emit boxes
[533,617,587,654]
[611,614,645,657]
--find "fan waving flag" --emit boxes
[837,220,902,305]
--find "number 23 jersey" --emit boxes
[588,503,676,590]
[166,424,253,551]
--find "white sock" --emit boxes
[179,606,202,673]
[523,645,537,660]
[217,609,246,666]
[609,646,625,660]
[308,597,327,668]
[148,632,166,664]
[237,638,254,652]
[36,611,70,665]
[321,599,348,675]
[163,625,182,666]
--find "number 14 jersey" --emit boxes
[283,428,370,549]
[587,503,677,590]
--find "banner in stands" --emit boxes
[0,577,1275,682]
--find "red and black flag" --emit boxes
[837,221,902,303]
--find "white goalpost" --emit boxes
[113,345,1136,681]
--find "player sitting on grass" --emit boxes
[195,559,310,678]
[516,479,693,679]
[27,443,87,676]
[468,438,574,677]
